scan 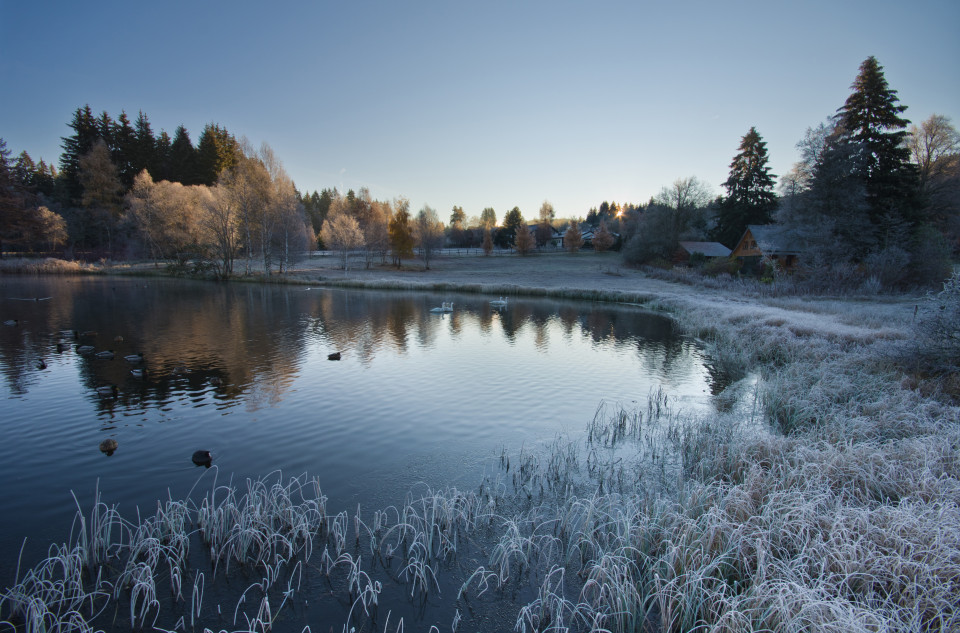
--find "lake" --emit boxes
[0,276,724,631]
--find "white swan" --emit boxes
[430,302,454,313]
[490,297,508,308]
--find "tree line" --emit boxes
[1,106,314,277]
[3,57,958,287]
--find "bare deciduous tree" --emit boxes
[413,205,445,269]
[197,184,237,279]
[323,212,364,271]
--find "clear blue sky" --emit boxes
[2,0,958,221]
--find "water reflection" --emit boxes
[0,276,729,583]
[0,278,726,409]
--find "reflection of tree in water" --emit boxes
[1,281,723,413]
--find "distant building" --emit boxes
[676,241,732,263]
[731,225,801,271]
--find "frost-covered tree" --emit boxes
[323,212,363,271]
[413,205,445,269]
[909,114,960,231]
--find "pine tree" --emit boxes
[195,124,239,186]
[169,125,196,184]
[498,206,523,248]
[59,105,100,205]
[107,111,136,189]
[154,130,172,181]
[132,110,157,180]
[713,127,777,247]
[833,56,918,239]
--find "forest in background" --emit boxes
[1,57,958,288]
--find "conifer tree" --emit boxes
[154,130,172,181]
[169,125,196,184]
[111,111,137,188]
[59,105,99,205]
[132,111,157,180]
[498,206,524,248]
[196,124,239,186]
[713,127,777,247]
[833,56,918,237]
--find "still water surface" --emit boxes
[0,276,722,619]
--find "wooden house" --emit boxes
[731,225,800,272]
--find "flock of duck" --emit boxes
[2,319,220,465]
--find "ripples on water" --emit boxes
[0,276,726,628]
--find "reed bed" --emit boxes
[0,258,108,275]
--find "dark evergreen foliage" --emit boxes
[195,124,239,186]
[59,105,99,205]
[132,110,157,180]
[154,130,173,181]
[111,111,137,188]
[169,125,197,184]
[832,56,919,240]
[497,206,524,248]
[713,127,778,247]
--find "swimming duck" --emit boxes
[130,368,147,379]
[124,352,144,363]
[113,335,124,342]
[76,344,95,354]
[209,376,223,386]
[328,352,342,361]
[99,438,118,455]
[3,319,18,327]
[36,359,47,370]
[192,450,213,467]
[171,365,188,375]
[95,350,115,360]
[97,385,119,398]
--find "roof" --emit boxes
[743,225,802,255]
[678,241,731,258]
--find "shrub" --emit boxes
[914,271,960,373]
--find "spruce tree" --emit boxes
[834,56,918,239]
[169,125,196,184]
[195,124,239,186]
[498,206,524,248]
[713,127,777,247]
[111,111,137,188]
[132,110,157,180]
[59,105,99,205]
[154,130,172,181]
